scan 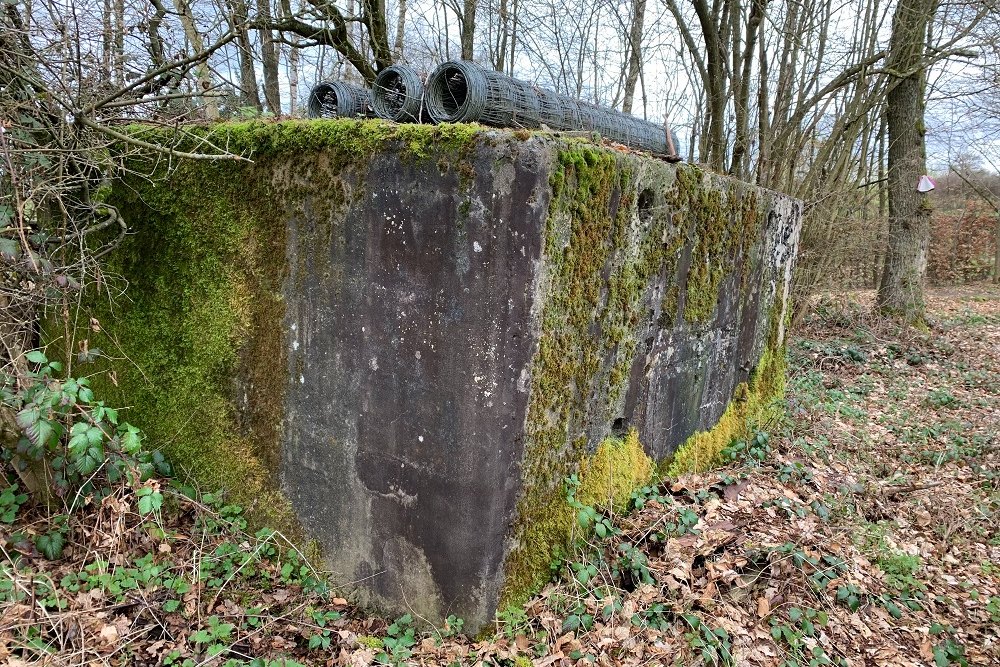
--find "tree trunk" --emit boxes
[994,213,1000,283]
[877,0,936,323]
[689,0,727,170]
[113,0,125,84]
[257,0,282,112]
[621,0,646,114]
[228,0,263,111]
[102,0,112,82]
[171,0,219,119]
[493,0,508,71]
[289,40,300,115]
[393,0,407,59]
[461,0,477,60]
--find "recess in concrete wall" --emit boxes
[72,120,801,633]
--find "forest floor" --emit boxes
[1,283,998,667]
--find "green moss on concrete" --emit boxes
[55,119,487,534]
[499,145,678,608]
[668,166,762,326]
[665,304,788,476]
[501,150,789,608]
[577,430,653,510]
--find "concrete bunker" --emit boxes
[72,120,801,632]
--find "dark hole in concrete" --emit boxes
[637,188,654,222]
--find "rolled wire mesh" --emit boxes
[307,81,371,119]
[372,65,430,123]
[425,61,542,128]
[424,60,679,158]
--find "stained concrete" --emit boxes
[281,140,549,624]
[93,121,801,633]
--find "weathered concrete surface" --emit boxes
[86,121,801,632]
[282,137,549,625]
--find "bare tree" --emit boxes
[876,0,938,323]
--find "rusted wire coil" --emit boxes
[307,81,372,119]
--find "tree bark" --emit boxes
[621,0,646,114]
[460,0,477,60]
[171,0,219,119]
[877,0,936,323]
[257,0,282,112]
[994,214,1000,283]
[227,0,263,110]
[393,0,407,59]
[113,0,125,83]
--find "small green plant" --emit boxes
[189,615,235,658]
[927,388,958,408]
[629,482,670,510]
[377,614,416,665]
[878,553,923,594]
[930,624,968,666]
[565,475,616,540]
[496,604,531,639]
[561,599,595,633]
[1,351,171,508]
[437,614,464,639]
[614,542,653,588]
[306,608,341,650]
[632,602,671,630]
[136,485,164,516]
[570,559,601,587]
[835,583,863,612]
[683,615,734,666]
[721,431,771,464]
[0,482,28,522]
[770,607,845,666]
[661,505,700,537]
[777,462,813,484]
[986,596,1000,623]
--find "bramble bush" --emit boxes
[1,350,170,518]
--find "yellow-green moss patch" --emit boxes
[577,430,654,511]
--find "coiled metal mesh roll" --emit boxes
[424,60,679,157]
[307,81,372,119]
[308,63,681,159]
[425,60,543,128]
[372,65,430,123]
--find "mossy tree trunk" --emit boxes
[877,0,936,324]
